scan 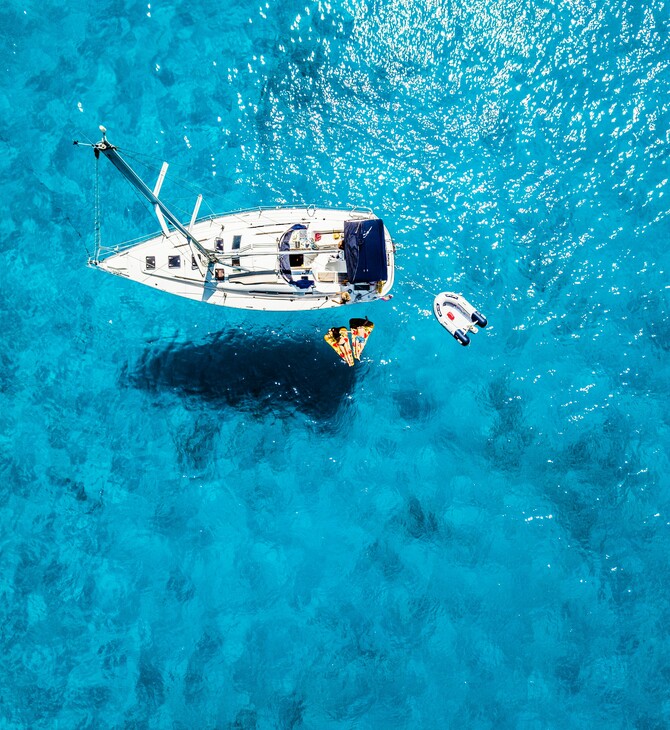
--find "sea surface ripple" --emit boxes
[1,0,669,726]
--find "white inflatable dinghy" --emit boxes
[433,292,487,346]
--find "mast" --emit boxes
[82,126,216,264]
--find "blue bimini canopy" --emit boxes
[344,219,387,284]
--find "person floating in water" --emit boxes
[349,318,374,360]
[323,319,374,365]
[324,326,354,366]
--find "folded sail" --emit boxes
[344,219,387,284]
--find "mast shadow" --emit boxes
[124,329,357,422]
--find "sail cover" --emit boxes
[344,219,387,283]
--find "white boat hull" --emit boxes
[92,206,395,312]
[433,292,487,345]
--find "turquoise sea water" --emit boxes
[2,0,670,726]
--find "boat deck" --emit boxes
[93,206,395,311]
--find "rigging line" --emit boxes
[119,148,224,201]
[118,146,222,177]
[94,151,101,258]
[115,154,215,222]
[107,170,163,233]
[120,151,218,216]
[120,148,198,181]
[65,215,91,259]
[160,171,220,201]
[407,278,440,298]
[73,129,96,146]
[108,170,213,272]
[201,197,218,217]
[115,150,236,222]
[104,154,190,225]
[98,147,232,229]
[126,178,162,221]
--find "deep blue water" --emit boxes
[1,0,670,727]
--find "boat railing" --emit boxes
[93,204,373,260]
[348,205,374,218]
[96,233,162,258]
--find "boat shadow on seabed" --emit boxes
[123,329,357,423]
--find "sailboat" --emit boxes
[75,127,395,312]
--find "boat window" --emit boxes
[168,255,181,268]
[145,256,155,270]
[191,255,198,270]
[232,235,242,250]
[215,268,225,280]
[289,254,304,268]
[215,237,224,252]
[232,257,241,267]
